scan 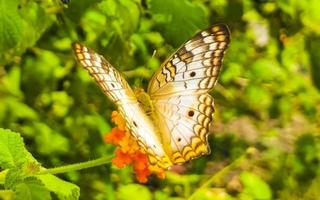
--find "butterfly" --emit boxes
[73,24,230,169]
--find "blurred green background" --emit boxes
[0,0,320,199]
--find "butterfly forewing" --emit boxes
[73,43,172,168]
[148,24,230,164]
[148,25,230,97]
[73,43,136,104]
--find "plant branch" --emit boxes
[38,155,113,175]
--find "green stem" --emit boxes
[0,156,113,184]
[38,155,113,175]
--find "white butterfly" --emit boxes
[73,24,230,169]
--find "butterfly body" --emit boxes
[73,24,230,169]
[134,88,155,116]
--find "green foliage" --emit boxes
[1,0,320,199]
[0,0,54,64]
[0,129,29,169]
[0,0,23,52]
[239,171,272,200]
[0,129,79,200]
[37,174,80,200]
[117,184,152,200]
[150,0,208,47]
[13,177,51,200]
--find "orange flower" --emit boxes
[111,111,126,130]
[135,166,151,183]
[104,128,125,145]
[132,152,149,170]
[118,134,140,153]
[104,111,166,183]
[112,149,133,168]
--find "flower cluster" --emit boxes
[104,111,165,183]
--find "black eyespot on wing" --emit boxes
[190,71,196,77]
[188,110,194,117]
[133,121,138,127]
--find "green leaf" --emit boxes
[117,184,152,200]
[6,98,38,120]
[301,0,320,32]
[239,171,272,200]
[149,0,208,47]
[98,0,140,35]
[97,0,140,66]
[1,66,23,97]
[221,62,243,83]
[0,189,14,199]
[0,0,23,52]
[37,174,80,200]
[304,176,320,199]
[4,168,24,189]
[21,50,62,104]
[83,114,111,137]
[154,190,170,200]
[65,0,102,23]
[33,123,70,155]
[0,129,78,199]
[0,129,28,169]
[191,188,234,200]
[50,91,74,118]
[18,2,55,48]
[249,58,285,82]
[244,85,271,111]
[13,177,51,200]
[0,1,55,64]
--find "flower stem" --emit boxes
[38,155,114,175]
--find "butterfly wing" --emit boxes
[73,43,172,168]
[152,94,215,164]
[148,24,230,164]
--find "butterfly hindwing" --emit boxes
[153,94,214,164]
[148,24,230,163]
[118,103,172,168]
[73,43,172,168]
